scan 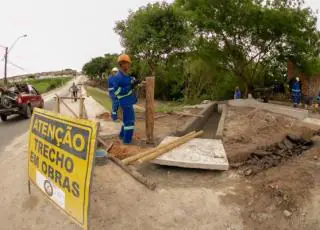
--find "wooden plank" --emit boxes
[83,102,89,119]
[60,99,79,118]
[145,77,155,144]
[54,96,60,113]
[172,112,204,118]
[154,114,169,119]
[121,131,196,165]
[79,97,85,119]
[108,156,156,191]
[97,137,156,190]
[137,131,204,163]
[58,96,82,100]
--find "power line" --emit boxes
[7,60,25,71]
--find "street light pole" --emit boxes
[4,47,8,85]
[2,34,27,86]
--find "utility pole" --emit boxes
[1,34,27,86]
[4,47,8,86]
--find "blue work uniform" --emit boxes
[113,71,137,144]
[234,90,241,99]
[108,75,120,121]
[291,81,301,107]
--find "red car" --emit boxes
[0,84,44,121]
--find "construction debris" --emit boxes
[237,134,314,174]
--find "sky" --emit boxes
[0,0,318,77]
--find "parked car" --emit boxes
[0,83,44,121]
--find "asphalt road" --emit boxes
[0,97,57,152]
[0,76,83,153]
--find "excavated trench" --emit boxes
[199,111,221,139]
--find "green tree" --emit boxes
[114,2,192,76]
[175,0,320,95]
[104,53,119,74]
[82,57,109,79]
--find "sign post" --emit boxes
[28,108,98,230]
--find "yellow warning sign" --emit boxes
[28,108,98,229]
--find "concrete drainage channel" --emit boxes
[174,102,225,140]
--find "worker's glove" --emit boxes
[131,77,141,86]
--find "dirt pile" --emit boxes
[107,140,151,160]
[237,134,314,175]
[223,107,312,163]
[96,112,111,120]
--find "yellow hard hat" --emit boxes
[118,54,132,64]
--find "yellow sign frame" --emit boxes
[27,108,98,230]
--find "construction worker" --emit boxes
[234,86,241,99]
[108,67,119,121]
[113,54,139,144]
[291,77,301,108]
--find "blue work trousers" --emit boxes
[111,97,119,121]
[119,105,135,144]
[292,92,301,106]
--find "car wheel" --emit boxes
[39,101,44,109]
[23,104,32,119]
[0,115,7,122]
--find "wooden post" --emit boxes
[145,77,155,144]
[55,96,60,113]
[79,97,84,119]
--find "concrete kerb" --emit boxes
[216,104,228,139]
[228,99,309,120]
[175,102,216,136]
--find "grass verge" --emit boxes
[86,86,112,111]
[26,77,72,94]
[155,102,184,113]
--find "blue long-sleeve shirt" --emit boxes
[113,71,137,107]
[108,75,117,99]
[291,81,301,94]
[234,90,241,99]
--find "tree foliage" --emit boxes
[175,0,320,94]
[84,0,320,101]
[82,54,119,79]
[114,2,192,75]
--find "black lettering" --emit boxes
[34,138,39,152]
[72,182,80,198]
[43,144,49,159]
[55,151,64,168]
[48,165,54,180]
[49,148,55,163]
[64,157,74,173]
[38,140,43,155]
[30,152,39,168]
[41,161,47,174]
[54,170,62,187]
[62,177,71,192]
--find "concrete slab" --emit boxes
[228,99,309,120]
[84,96,107,120]
[216,104,228,139]
[152,137,229,170]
